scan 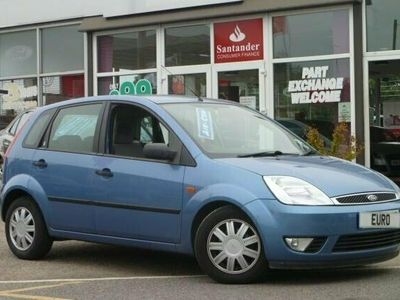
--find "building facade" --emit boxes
[1,0,399,182]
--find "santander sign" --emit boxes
[214,18,263,63]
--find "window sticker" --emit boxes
[109,79,153,96]
[287,66,344,104]
[54,115,98,139]
[196,108,214,140]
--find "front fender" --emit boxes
[178,183,261,254]
[1,174,50,225]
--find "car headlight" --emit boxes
[263,176,334,205]
[392,183,400,199]
[373,171,400,199]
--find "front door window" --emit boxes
[218,69,259,110]
[108,104,171,159]
[168,73,206,97]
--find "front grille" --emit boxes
[335,193,397,204]
[304,237,327,253]
[333,230,400,252]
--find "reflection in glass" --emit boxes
[42,75,84,105]
[42,26,84,73]
[0,78,38,117]
[273,10,349,58]
[0,30,37,77]
[168,74,206,97]
[367,0,400,51]
[163,103,310,158]
[274,59,350,141]
[165,25,210,66]
[0,78,38,124]
[218,70,259,110]
[97,73,157,96]
[369,60,400,184]
[97,31,156,72]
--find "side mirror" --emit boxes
[143,143,177,161]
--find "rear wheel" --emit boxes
[5,197,53,259]
[194,206,267,283]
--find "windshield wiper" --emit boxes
[302,149,318,156]
[238,150,285,158]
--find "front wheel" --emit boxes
[194,206,267,283]
[5,197,53,259]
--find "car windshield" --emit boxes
[162,102,314,158]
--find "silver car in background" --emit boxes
[0,109,35,173]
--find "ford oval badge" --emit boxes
[367,194,378,202]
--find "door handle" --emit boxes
[95,168,113,178]
[32,159,47,169]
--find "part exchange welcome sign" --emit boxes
[288,66,344,104]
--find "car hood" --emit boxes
[217,155,396,197]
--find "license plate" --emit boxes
[391,160,400,166]
[359,210,400,229]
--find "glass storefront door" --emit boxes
[369,60,400,184]
[168,73,207,97]
[163,66,211,98]
[212,62,265,112]
[217,69,260,110]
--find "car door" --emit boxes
[30,103,105,233]
[94,102,185,243]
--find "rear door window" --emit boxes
[48,104,102,153]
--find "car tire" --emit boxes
[194,205,268,284]
[5,197,53,260]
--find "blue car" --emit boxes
[1,96,400,283]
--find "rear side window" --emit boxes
[24,110,55,148]
[16,111,33,133]
[9,118,20,136]
[48,104,102,153]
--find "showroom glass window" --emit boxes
[274,59,351,139]
[97,30,156,72]
[273,10,349,58]
[165,25,210,66]
[0,30,37,77]
[97,74,157,96]
[0,25,85,120]
[366,0,400,51]
[0,79,38,118]
[168,74,206,97]
[0,30,38,119]
[273,8,352,144]
[366,0,400,181]
[41,25,85,105]
[96,29,157,96]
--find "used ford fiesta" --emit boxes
[1,95,400,283]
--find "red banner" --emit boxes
[214,18,264,63]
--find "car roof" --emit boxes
[40,95,236,111]
[144,95,226,104]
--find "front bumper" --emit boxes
[245,199,400,269]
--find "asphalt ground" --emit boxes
[1,228,400,299]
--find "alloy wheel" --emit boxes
[9,207,35,251]
[207,219,261,274]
